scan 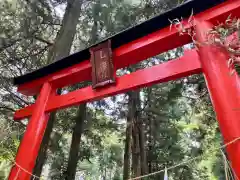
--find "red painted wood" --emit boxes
[14,50,201,120]
[9,83,54,180]
[18,29,189,96]
[195,21,240,179]
[198,0,240,23]
[17,0,240,96]
[18,60,91,96]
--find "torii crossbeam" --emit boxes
[9,0,240,179]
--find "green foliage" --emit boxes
[0,0,233,180]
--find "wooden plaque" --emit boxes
[90,40,115,89]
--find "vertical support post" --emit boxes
[9,82,53,180]
[195,20,240,178]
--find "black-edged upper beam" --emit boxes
[13,0,225,85]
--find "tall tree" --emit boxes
[64,1,102,178]
[33,0,83,177]
[123,109,132,180]
[64,104,86,179]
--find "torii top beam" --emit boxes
[13,0,232,96]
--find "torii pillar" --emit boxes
[196,20,240,178]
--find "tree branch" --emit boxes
[0,106,15,112]
[0,38,22,53]
[34,36,53,46]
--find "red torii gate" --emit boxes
[8,0,240,179]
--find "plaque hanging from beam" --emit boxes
[90,40,115,89]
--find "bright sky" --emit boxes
[54,3,66,18]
